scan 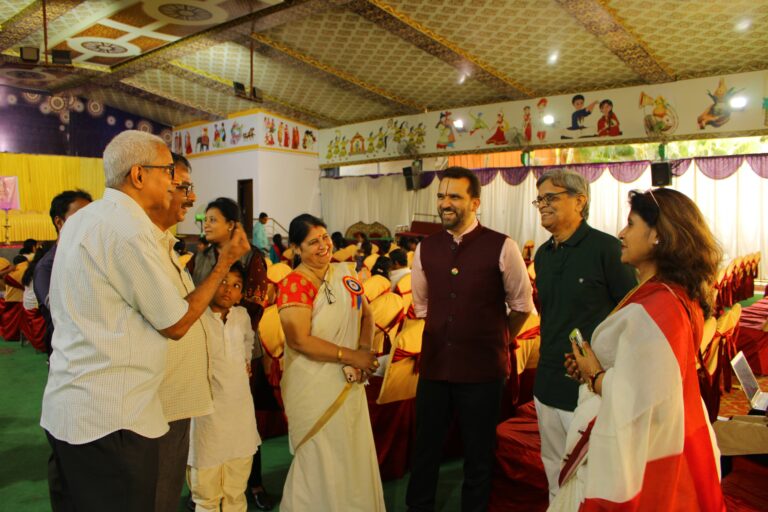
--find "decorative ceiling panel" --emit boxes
[382,0,641,95]
[606,0,768,78]
[0,0,33,25]
[261,9,504,110]
[12,0,270,68]
[175,42,396,123]
[123,68,255,116]
[84,87,197,126]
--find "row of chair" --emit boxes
[715,253,762,316]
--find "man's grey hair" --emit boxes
[103,130,167,188]
[536,169,591,220]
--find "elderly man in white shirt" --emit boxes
[41,130,250,512]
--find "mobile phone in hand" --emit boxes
[342,365,360,383]
[569,328,585,356]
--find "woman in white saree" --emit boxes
[552,189,725,511]
[277,214,385,512]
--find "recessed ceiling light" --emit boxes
[547,51,559,65]
[542,114,555,126]
[729,96,747,109]
[735,18,751,32]
[453,119,464,129]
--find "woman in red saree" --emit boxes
[554,189,725,511]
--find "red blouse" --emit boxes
[277,272,318,309]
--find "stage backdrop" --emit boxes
[319,156,767,280]
[0,85,171,157]
[318,70,768,167]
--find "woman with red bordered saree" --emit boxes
[277,214,384,512]
[552,189,725,512]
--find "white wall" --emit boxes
[178,149,320,236]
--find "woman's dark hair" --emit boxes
[371,256,392,279]
[397,236,411,250]
[20,238,37,255]
[360,240,372,257]
[13,254,27,265]
[173,240,187,255]
[331,231,346,250]
[22,241,54,286]
[272,233,285,249]
[628,188,722,317]
[205,197,241,224]
[378,240,392,255]
[288,214,327,266]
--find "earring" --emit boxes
[228,227,234,231]
[653,240,660,245]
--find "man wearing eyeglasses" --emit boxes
[532,169,636,501]
[40,131,251,512]
[145,152,212,512]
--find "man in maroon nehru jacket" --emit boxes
[406,166,533,512]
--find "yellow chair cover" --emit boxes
[514,313,541,374]
[363,274,390,302]
[363,254,379,270]
[377,318,423,404]
[267,262,292,284]
[258,304,286,361]
[697,316,718,371]
[407,250,414,268]
[395,273,413,314]
[371,244,379,254]
[332,245,357,262]
[369,292,404,355]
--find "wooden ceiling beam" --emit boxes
[162,62,340,128]
[246,33,423,115]
[345,0,534,99]
[555,0,673,83]
[0,0,85,53]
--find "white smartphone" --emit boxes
[569,328,585,356]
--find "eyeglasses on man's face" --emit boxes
[532,190,570,208]
[175,182,194,197]
[141,163,176,182]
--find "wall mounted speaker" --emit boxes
[403,166,415,191]
[51,50,72,65]
[233,81,245,95]
[651,162,672,187]
[19,46,39,63]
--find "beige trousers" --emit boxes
[187,456,253,512]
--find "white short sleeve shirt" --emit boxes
[41,188,190,444]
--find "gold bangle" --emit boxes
[337,347,343,362]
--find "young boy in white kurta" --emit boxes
[188,265,262,512]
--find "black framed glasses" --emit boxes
[141,163,175,181]
[176,182,194,197]
[322,280,335,304]
[532,191,570,208]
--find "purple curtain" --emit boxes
[694,155,743,179]
[474,168,501,186]
[499,167,532,185]
[671,159,692,176]
[608,161,649,183]
[745,154,768,178]
[419,171,438,188]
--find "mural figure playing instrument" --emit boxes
[597,99,622,137]
[697,77,742,129]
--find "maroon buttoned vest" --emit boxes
[419,224,509,382]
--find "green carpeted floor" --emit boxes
[0,339,463,511]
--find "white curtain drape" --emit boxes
[319,162,768,278]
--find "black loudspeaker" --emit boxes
[403,166,415,191]
[233,81,246,95]
[651,162,672,187]
[51,50,72,64]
